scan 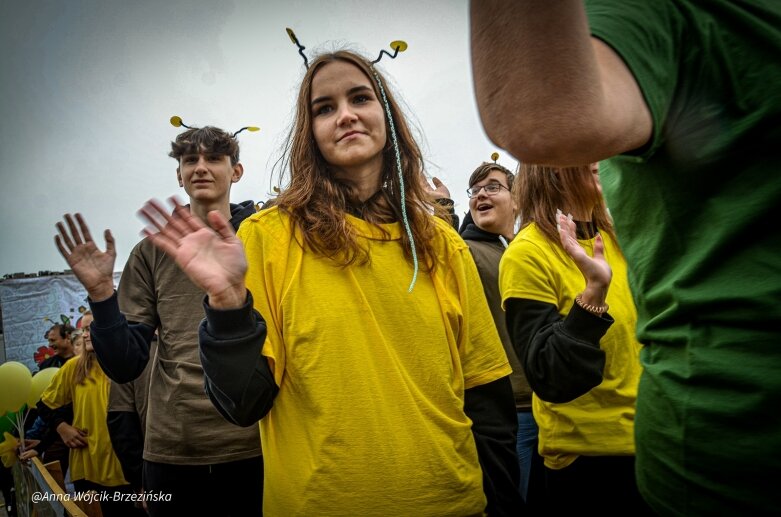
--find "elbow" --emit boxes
[205,378,278,428]
[531,379,601,404]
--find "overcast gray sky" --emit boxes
[0,0,516,276]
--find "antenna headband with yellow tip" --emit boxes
[170,115,260,137]
[282,28,418,292]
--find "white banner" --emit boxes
[0,273,122,370]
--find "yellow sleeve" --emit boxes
[499,234,563,309]
[237,210,288,387]
[40,359,75,409]
[449,239,512,389]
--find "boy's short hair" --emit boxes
[468,162,515,189]
[169,126,241,165]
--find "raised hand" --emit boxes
[55,214,116,301]
[419,175,452,201]
[138,197,248,309]
[557,210,612,302]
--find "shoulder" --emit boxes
[237,206,291,241]
[431,216,469,255]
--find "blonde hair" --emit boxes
[72,312,96,386]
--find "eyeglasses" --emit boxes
[466,182,509,198]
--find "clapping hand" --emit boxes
[138,197,248,309]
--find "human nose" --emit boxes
[193,156,209,172]
[336,102,358,126]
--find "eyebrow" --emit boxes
[311,85,373,107]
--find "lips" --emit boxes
[477,203,493,212]
[338,130,364,142]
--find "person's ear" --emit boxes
[231,163,244,183]
[176,167,183,187]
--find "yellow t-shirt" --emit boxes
[238,208,511,516]
[499,223,642,469]
[41,357,127,487]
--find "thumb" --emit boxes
[431,177,443,188]
[592,233,605,260]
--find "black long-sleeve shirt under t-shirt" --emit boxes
[198,291,523,515]
[504,298,613,404]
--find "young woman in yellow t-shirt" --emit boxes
[499,163,650,514]
[36,312,143,516]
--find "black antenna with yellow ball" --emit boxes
[170,115,194,130]
[491,152,500,163]
[371,40,408,65]
[286,28,309,68]
[170,115,260,138]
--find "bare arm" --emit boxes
[470,0,652,165]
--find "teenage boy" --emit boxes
[54,125,263,516]
[459,162,541,508]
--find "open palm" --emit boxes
[557,210,612,289]
[138,198,247,302]
[55,214,116,300]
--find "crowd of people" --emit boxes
[7,1,779,515]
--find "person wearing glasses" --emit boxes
[498,162,649,513]
[459,161,540,507]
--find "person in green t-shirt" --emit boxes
[470,0,781,514]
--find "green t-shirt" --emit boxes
[586,0,781,513]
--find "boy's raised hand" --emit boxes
[55,213,117,301]
[138,197,248,309]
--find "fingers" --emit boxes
[138,197,204,241]
[55,219,76,252]
[64,213,84,246]
[432,177,443,188]
[141,228,180,258]
[54,235,70,260]
[207,211,236,240]
[104,229,116,255]
[75,213,94,244]
[592,233,605,260]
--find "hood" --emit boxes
[458,210,505,244]
[229,200,257,230]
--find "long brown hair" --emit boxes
[275,50,447,270]
[515,163,619,249]
[73,312,96,386]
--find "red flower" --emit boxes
[34,346,56,364]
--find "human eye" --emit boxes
[353,94,371,105]
[313,104,333,116]
[485,183,502,193]
[207,154,223,162]
[182,155,197,164]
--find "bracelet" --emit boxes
[575,293,609,315]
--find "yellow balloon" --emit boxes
[0,362,32,414]
[27,367,60,407]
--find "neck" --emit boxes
[332,160,383,203]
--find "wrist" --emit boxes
[208,284,247,310]
[575,292,609,316]
[88,281,115,302]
